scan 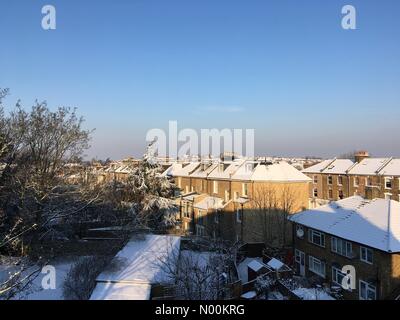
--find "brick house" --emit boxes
[163,159,311,246]
[303,152,400,206]
[289,196,400,300]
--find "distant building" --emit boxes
[303,152,400,207]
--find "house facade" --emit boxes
[163,158,311,246]
[303,152,400,206]
[289,196,400,300]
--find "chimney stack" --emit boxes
[355,151,370,163]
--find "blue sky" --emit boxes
[0,0,399,159]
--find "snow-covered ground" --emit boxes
[1,256,77,300]
[237,257,263,283]
[292,287,335,300]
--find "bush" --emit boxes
[62,256,111,300]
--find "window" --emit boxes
[328,189,333,199]
[332,266,347,286]
[196,224,205,237]
[236,208,242,223]
[178,177,182,188]
[313,175,318,184]
[360,247,373,264]
[183,202,190,218]
[366,177,372,187]
[328,176,333,185]
[191,186,194,192]
[201,180,206,191]
[308,229,325,247]
[338,190,344,200]
[308,256,326,277]
[313,188,318,198]
[331,237,353,258]
[197,210,205,224]
[385,177,393,190]
[185,185,189,194]
[234,192,239,201]
[359,280,376,300]
[213,181,218,194]
[337,176,343,186]
[242,183,248,197]
[224,190,229,202]
[354,176,359,187]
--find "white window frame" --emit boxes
[359,280,376,300]
[365,177,372,187]
[213,181,218,194]
[234,191,239,201]
[308,229,325,247]
[185,185,189,194]
[242,183,248,197]
[360,246,373,265]
[313,175,318,184]
[331,237,353,258]
[196,224,205,237]
[224,190,229,202]
[337,176,343,186]
[332,266,347,286]
[308,256,326,278]
[313,188,318,198]
[354,176,359,187]
[385,177,393,190]
[327,176,333,185]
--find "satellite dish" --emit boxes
[296,227,304,238]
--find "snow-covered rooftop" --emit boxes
[267,258,285,271]
[377,158,400,176]
[194,196,224,210]
[90,283,151,300]
[172,162,200,177]
[247,259,266,272]
[251,162,312,182]
[302,159,354,174]
[289,196,400,252]
[95,234,181,284]
[348,158,391,175]
[302,160,335,174]
[207,160,245,180]
[190,162,218,178]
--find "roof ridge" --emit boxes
[376,157,393,174]
[320,158,337,172]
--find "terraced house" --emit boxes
[289,196,400,300]
[163,158,311,246]
[303,152,400,207]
